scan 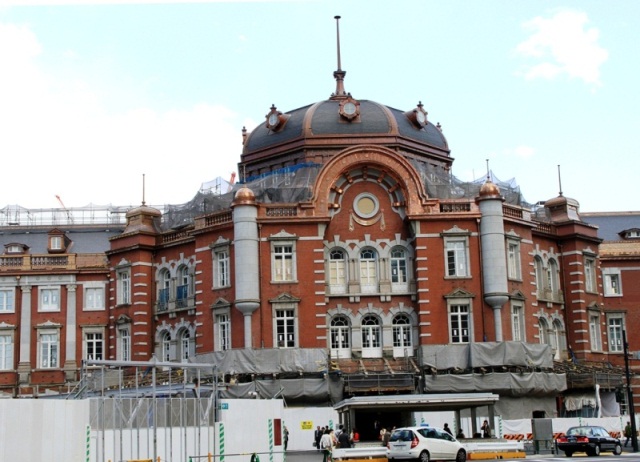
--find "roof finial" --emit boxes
[557,164,563,197]
[331,15,347,99]
[486,159,490,181]
[142,173,146,206]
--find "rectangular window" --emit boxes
[276,309,295,348]
[608,315,624,353]
[40,332,59,368]
[50,236,62,250]
[84,331,104,361]
[217,314,230,351]
[445,240,469,277]
[589,314,602,352]
[450,304,470,343]
[0,289,15,312]
[507,241,521,280]
[511,303,525,342]
[584,257,597,293]
[273,245,294,282]
[84,286,105,311]
[118,328,131,361]
[0,334,13,370]
[39,287,60,312]
[215,250,230,288]
[603,271,622,296]
[117,270,131,305]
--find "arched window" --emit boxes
[359,248,378,293]
[361,315,382,358]
[330,315,351,358]
[390,247,408,292]
[161,331,171,361]
[538,318,549,346]
[552,319,564,360]
[177,266,191,308]
[179,329,193,361]
[158,269,171,312]
[328,249,347,294]
[534,256,545,298]
[392,314,412,357]
[547,258,560,296]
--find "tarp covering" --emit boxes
[220,377,343,404]
[496,396,558,421]
[423,372,566,396]
[191,348,328,374]
[420,342,554,369]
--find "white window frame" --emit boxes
[603,269,622,297]
[214,248,230,289]
[118,326,131,361]
[275,307,296,348]
[0,288,15,313]
[328,248,348,294]
[39,286,60,312]
[157,268,171,312]
[538,318,549,345]
[83,283,105,311]
[176,265,191,308]
[392,313,413,357]
[216,312,231,351]
[38,330,59,369]
[511,302,525,342]
[584,256,597,294]
[444,237,470,278]
[271,243,296,282]
[361,314,382,358]
[449,303,470,343]
[390,247,409,292]
[50,235,62,250]
[607,314,625,353]
[0,332,13,370]
[179,329,193,361]
[506,239,522,280]
[330,315,351,358]
[83,328,105,361]
[117,268,131,306]
[359,248,378,293]
[589,311,602,352]
[547,258,560,294]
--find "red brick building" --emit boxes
[1,54,638,423]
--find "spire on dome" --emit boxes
[331,15,347,99]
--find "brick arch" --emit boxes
[310,145,431,216]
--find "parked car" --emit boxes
[556,425,622,457]
[387,426,466,462]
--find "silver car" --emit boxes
[387,426,466,462]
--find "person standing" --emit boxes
[320,429,334,462]
[382,427,392,447]
[443,423,452,436]
[315,426,323,451]
[624,421,632,447]
[481,420,491,438]
[338,428,351,448]
[284,425,289,451]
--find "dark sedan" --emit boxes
[556,425,622,457]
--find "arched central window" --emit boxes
[359,249,378,294]
[330,315,351,359]
[361,314,382,358]
[161,331,171,361]
[390,247,409,292]
[177,266,191,308]
[538,318,549,345]
[158,269,171,312]
[179,329,192,361]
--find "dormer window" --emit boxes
[620,228,640,240]
[5,243,27,254]
[47,228,68,254]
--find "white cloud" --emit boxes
[515,9,608,86]
[507,145,535,159]
[0,21,242,209]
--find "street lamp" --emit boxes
[623,329,638,452]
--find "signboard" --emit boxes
[301,421,313,430]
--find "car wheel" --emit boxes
[614,443,622,456]
[564,451,572,457]
[418,450,430,462]
[455,449,466,462]
[592,444,601,456]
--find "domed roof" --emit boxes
[478,179,501,199]
[232,186,256,206]
[243,99,449,157]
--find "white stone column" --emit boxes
[64,284,78,380]
[17,284,32,384]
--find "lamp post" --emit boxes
[623,329,638,452]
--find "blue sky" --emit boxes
[0,0,638,212]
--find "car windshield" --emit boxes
[567,427,591,437]
[389,430,414,442]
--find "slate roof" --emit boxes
[581,212,640,242]
[0,226,123,254]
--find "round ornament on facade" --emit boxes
[354,192,379,218]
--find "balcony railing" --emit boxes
[0,253,107,272]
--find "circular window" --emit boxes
[354,193,379,219]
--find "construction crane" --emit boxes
[55,195,74,224]
[227,172,236,193]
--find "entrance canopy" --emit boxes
[334,393,499,413]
